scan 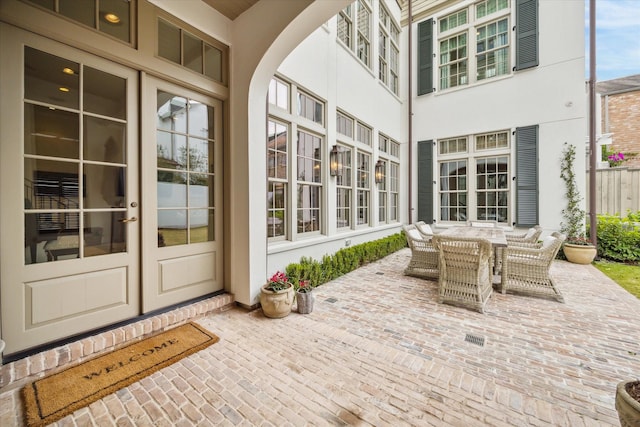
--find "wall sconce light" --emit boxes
[374,160,385,184]
[330,145,342,176]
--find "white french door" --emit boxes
[0,27,140,355]
[140,76,224,313]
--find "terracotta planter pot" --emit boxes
[297,291,314,314]
[563,243,597,264]
[260,284,294,318]
[616,380,640,427]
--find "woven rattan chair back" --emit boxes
[402,224,439,279]
[432,235,493,313]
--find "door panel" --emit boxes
[141,76,223,312]
[0,26,140,355]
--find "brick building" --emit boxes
[597,74,640,168]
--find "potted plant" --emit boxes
[615,380,640,427]
[295,280,314,314]
[260,271,295,318]
[559,143,597,264]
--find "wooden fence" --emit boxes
[587,167,640,216]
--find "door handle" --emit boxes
[119,217,138,223]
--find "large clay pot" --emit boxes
[616,380,640,427]
[563,243,597,264]
[259,284,294,318]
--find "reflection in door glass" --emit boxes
[156,90,215,246]
[24,47,128,264]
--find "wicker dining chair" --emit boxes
[500,233,566,302]
[495,225,544,273]
[402,224,439,279]
[431,235,493,313]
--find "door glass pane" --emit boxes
[84,116,126,163]
[158,171,187,207]
[25,47,79,109]
[84,164,125,208]
[158,210,187,246]
[157,92,187,133]
[157,132,187,169]
[24,105,80,158]
[189,174,213,208]
[188,137,211,173]
[188,103,213,139]
[84,211,126,257]
[84,67,126,119]
[190,209,214,242]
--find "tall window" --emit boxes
[267,119,288,239]
[356,152,370,225]
[378,160,387,223]
[438,130,510,224]
[357,0,371,67]
[297,131,322,233]
[336,146,352,229]
[379,4,400,95]
[389,162,399,221]
[438,2,510,90]
[337,5,353,48]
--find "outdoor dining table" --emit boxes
[438,226,508,275]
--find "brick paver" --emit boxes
[1,248,639,426]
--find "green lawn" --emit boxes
[594,261,640,299]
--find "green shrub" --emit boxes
[595,211,640,263]
[284,232,407,289]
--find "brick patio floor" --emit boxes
[1,248,639,426]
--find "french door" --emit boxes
[140,77,224,313]
[0,27,140,354]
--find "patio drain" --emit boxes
[376,272,385,275]
[464,334,485,347]
[325,297,338,303]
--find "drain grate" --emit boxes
[376,272,385,275]
[464,333,485,347]
[325,297,338,303]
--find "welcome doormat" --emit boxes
[22,322,219,427]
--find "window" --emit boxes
[438,130,511,224]
[389,162,399,221]
[157,18,227,83]
[298,91,324,125]
[268,78,289,111]
[267,119,288,238]
[378,133,400,224]
[379,4,400,95]
[337,0,372,70]
[357,1,371,67]
[297,131,322,233]
[337,5,353,48]
[356,152,370,225]
[26,0,132,43]
[435,2,510,91]
[357,122,372,146]
[336,146,352,229]
[378,160,387,222]
[337,111,354,138]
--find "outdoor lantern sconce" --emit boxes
[375,160,385,184]
[330,145,342,176]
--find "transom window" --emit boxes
[298,91,324,125]
[157,18,226,83]
[268,78,290,111]
[476,131,508,150]
[439,137,468,155]
[26,0,133,43]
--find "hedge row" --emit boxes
[594,211,640,263]
[285,232,406,288]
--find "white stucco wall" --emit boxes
[410,0,587,234]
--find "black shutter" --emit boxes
[417,140,434,223]
[515,125,539,227]
[417,19,434,95]
[515,0,539,70]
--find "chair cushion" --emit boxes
[525,227,537,239]
[417,223,433,235]
[541,236,556,249]
[407,228,423,240]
